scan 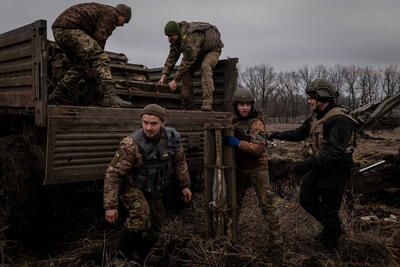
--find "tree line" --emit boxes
[239,64,400,123]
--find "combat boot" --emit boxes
[101,82,133,108]
[48,85,72,105]
[117,230,142,261]
[200,102,213,111]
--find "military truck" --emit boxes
[0,20,238,240]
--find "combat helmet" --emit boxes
[232,88,255,103]
[164,21,180,36]
[115,4,132,23]
[306,78,339,100]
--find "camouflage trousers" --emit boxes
[387,229,400,267]
[236,166,280,233]
[52,27,113,93]
[181,48,221,109]
[119,183,165,239]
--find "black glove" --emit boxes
[267,132,280,141]
[293,162,308,176]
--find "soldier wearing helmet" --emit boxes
[267,78,358,252]
[225,88,282,251]
[158,20,224,111]
[49,2,133,108]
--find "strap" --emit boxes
[310,107,358,135]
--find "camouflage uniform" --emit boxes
[103,131,190,238]
[162,21,224,108]
[230,115,280,234]
[52,3,119,94]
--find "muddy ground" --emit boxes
[1,123,400,266]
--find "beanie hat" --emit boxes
[141,104,166,121]
[115,4,132,23]
[164,21,180,36]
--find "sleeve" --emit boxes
[162,45,181,76]
[103,136,138,210]
[237,119,267,156]
[172,143,191,189]
[93,11,116,49]
[302,116,355,170]
[174,32,204,81]
[276,118,311,141]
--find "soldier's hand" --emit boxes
[224,135,240,148]
[182,187,192,203]
[158,74,167,84]
[169,79,177,92]
[105,209,118,223]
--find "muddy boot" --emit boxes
[200,102,213,111]
[48,85,72,105]
[101,83,133,108]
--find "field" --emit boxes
[1,123,400,266]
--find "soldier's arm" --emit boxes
[273,118,311,141]
[174,32,204,81]
[302,116,355,170]
[172,143,191,189]
[93,11,116,49]
[103,136,139,210]
[237,119,267,156]
[162,45,181,76]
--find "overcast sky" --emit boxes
[1,0,399,72]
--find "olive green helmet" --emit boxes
[115,4,132,23]
[306,78,339,99]
[164,21,180,36]
[233,88,255,103]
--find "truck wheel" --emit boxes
[0,136,44,243]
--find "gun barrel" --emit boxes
[359,160,386,173]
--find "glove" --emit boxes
[293,163,308,176]
[267,132,280,141]
[224,135,240,148]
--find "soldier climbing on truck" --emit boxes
[48,2,134,108]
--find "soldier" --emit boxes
[158,21,224,111]
[267,79,358,251]
[104,104,192,261]
[49,2,133,108]
[224,88,281,248]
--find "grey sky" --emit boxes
[1,0,399,71]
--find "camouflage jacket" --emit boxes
[52,3,119,49]
[103,132,191,210]
[230,115,268,170]
[162,21,224,80]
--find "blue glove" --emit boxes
[224,135,240,148]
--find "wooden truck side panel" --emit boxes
[0,20,47,126]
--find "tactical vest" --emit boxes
[232,116,266,163]
[130,127,180,193]
[184,22,221,53]
[302,107,358,160]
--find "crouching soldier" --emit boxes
[103,104,192,262]
[49,2,133,108]
[224,88,281,248]
[267,79,358,251]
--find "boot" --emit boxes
[200,102,212,111]
[48,85,72,105]
[101,83,133,108]
[117,230,142,261]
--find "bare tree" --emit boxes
[343,65,358,109]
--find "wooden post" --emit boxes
[215,124,224,237]
[224,126,237,240]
